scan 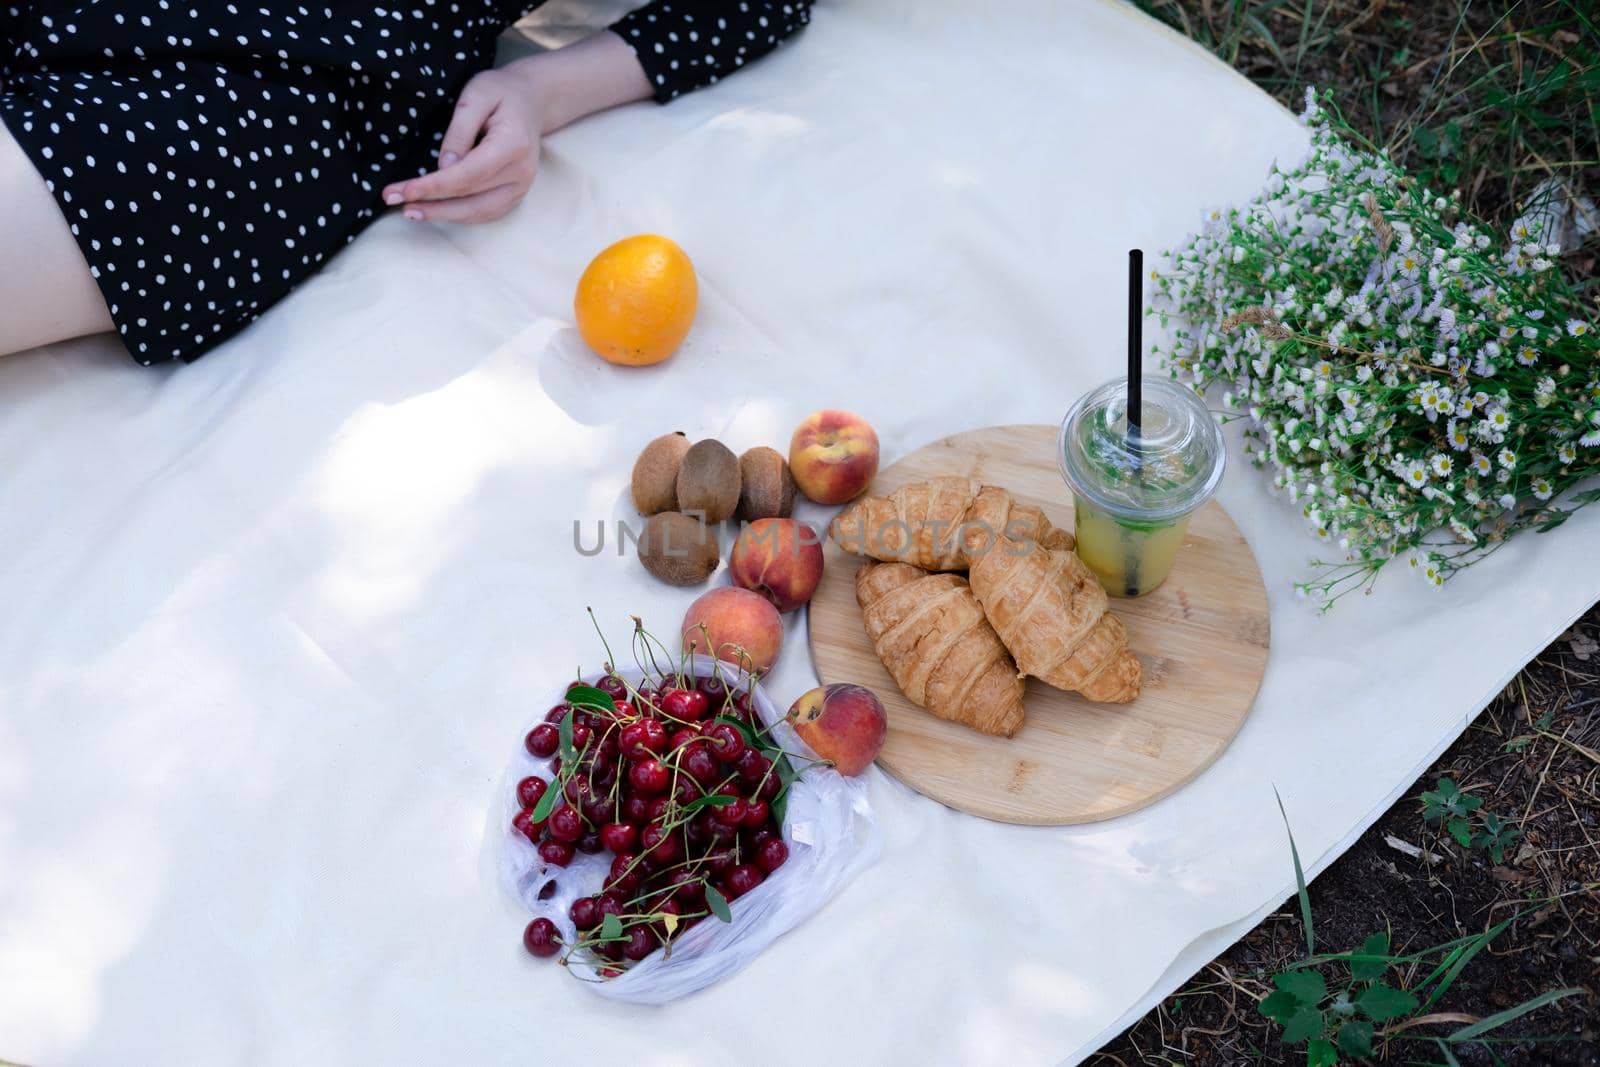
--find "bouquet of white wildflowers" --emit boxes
[1151,89,1600,605]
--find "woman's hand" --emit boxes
[382,33,653,225]
[381,64,547,224]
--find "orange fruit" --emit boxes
[574,234,698,366]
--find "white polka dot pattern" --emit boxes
[0,1,812,365]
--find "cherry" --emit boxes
[661,686,710,722]
[697,810,738,842]
[639,824,684,865]
[734,749,770,783]
[668,726,703,751]
[619,719,667,760]
[741,799,770,829]
[537,840,575,867]
[544,704,570,723]
[724,863,764,898]
[698,675,728,701]
[511,810,544,843]
[636,686,659,708]
[580,793,611,826]
[525,724,559,759]
[600,822,638,853]
[561,776,592,806]
[594,939,624,963]
[628,758,671,795]
[597,892,626,920]
[597,675,629,701]
[755,773,780,802]
[682,746,722,786]
[756,838,789,874]
[522,917,561,958]
[607,853,641,895]
[673,777,705,805]
[749,827,777,849]
[645,796,674,824]
[569,721,593,751]
[704,849,736,877]
[667,870,706,906]
[713,797,749,826]
[684,815,711,848]
[515,776,548,809]
[622,795,652,826]
[570,896,601,931]
[733,692,755,716]
[706,723,748,763]
[622,927,656,962]
[546,804,583,843]
[576,830,604,854]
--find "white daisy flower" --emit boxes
[1403,459,1428,487]
[1559,442,1577,463]
[1473,453,1492,475]
[1430,454,1453,478]
[1568,319,1591,338]
[1532,478,1554,501]
[1498,448,1517,470]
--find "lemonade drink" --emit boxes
[1059,378,1225,597]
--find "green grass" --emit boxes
[1134,0,1599,299]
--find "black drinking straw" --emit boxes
[1124,248,1146,597]
[1127,248,1143,447]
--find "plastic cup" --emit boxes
[1058,377,1225,597]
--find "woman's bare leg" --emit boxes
[0,119,116,357]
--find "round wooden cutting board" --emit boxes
[807,424,1270,824]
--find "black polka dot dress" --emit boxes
[0,2,812,365]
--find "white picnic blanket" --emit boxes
[2,2,1595,1064]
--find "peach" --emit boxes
[788,410,880,505]
[728,518,825,612]
[786,683,887,776]
[681,586,785,673]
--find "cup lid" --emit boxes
[1059,377,1226,522]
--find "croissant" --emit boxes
[967,538,1142,703]
[854,560,1027,736]
[831,477,1073,570]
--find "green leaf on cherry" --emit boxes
[712,716,760,747]
[599,913,624,941]
[529,777,560,823]
[565,685,618,713]
[704,884,733,924]
[557,712,577,763]
[681,794,736,814]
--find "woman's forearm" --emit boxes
[508,32,654,135]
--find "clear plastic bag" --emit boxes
[499,656,880,1004]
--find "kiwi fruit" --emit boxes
[736,446,796,520]
[675,439,742,523]
[638,512,719,586]
[631,431,692,515]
